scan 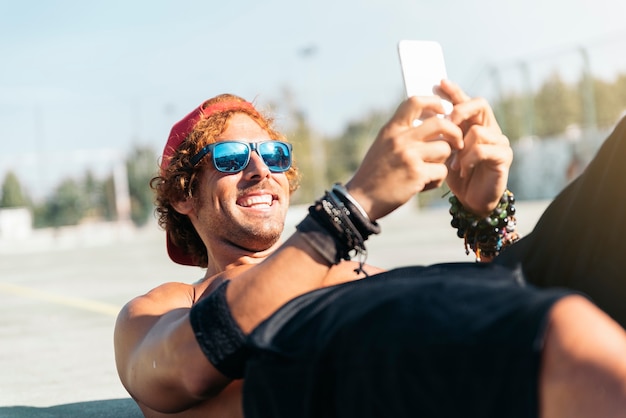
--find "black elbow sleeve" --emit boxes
[189,280,248,379]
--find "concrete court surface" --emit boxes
[0,200,549,417]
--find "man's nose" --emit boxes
[243,151,271,179]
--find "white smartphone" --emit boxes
[397,40,452,116]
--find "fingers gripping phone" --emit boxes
[398,40,453,117]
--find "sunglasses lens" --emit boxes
[259,142,292,172]
[213,142,250,172]
[209,141,292,173]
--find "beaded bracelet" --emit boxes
[449,190,520,262]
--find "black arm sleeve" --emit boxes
[189,280,248,379]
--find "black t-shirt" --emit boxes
[243,262,570,418]
[496,116,626,328]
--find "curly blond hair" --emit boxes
[151,94,300,267]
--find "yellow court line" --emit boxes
[0,282,121,316]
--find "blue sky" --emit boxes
[2,0,626,199]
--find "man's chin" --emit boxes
[235,230,282,253]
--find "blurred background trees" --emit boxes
[1,145,157,229]
[3,69,626,228]
[0,171,30,208]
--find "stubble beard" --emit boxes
[196,179,290,253]
[224,216,285,252]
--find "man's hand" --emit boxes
[346,80,513,222]
[346,95,464,221]
[439,80,513,217]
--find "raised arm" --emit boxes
[227,95,466,331]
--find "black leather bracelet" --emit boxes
[330,183,381,237]
[296,213,345,264]
[189,280,248,379]
[296,187,381,272]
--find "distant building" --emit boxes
[0,207,33,240]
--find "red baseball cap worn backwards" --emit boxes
[160,99,259,266]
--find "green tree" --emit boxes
[326,109,389,183]
[284,109,319,204]
[497,93,528,141]
[126,145,159,226]
[533,72,579,137]
[82,170,114,221]
[1,171,29,208]
[83,170,99,212]
[614,73,626,112]
[101,174,117,221]
[495,70,626,142]
[593,77,624,129]
[77,170,121,222]
[269,86,334,204]
[35,178,88,227]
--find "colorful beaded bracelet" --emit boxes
[449,190,520,261]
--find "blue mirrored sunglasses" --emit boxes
[190,140,293,173]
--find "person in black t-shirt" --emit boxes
[115,82,626,418]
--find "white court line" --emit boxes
[0,282,121,316]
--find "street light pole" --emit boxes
[299,45,327,197]
[579,46,597,132]
[489,66,507,133]
[518,61,535,137]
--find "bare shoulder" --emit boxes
[114,282,197,364]
[122,281,197,317]
[114,281,203,395]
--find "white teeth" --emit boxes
[240,195,273,207]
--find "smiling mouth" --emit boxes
[237,194,276,208]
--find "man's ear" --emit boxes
[171,197,194,215]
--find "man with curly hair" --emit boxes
[114,82,626,418]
